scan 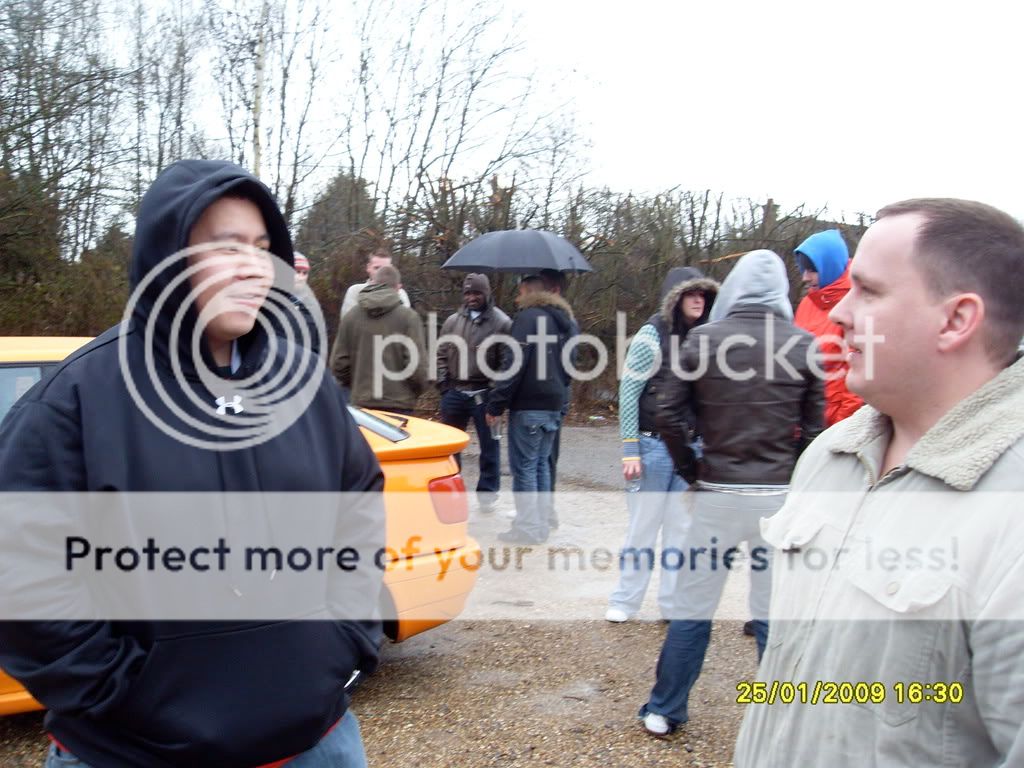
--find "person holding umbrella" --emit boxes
[443,229,592,541]
[485,269,579,544]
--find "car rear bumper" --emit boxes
[384,536,480,642]
[0,684,43,716]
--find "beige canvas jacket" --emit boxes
[735,357,1024,767]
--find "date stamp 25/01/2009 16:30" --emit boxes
[736,680,965,706]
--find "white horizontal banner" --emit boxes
[0,491,1020,622]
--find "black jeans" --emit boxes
[440,389,500,506]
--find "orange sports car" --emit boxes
[0,337,480,715]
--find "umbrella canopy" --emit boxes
[441,229,593,274]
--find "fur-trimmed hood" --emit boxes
[659,276,720,331]
[516,290,575,321]
[826,355,1024,490]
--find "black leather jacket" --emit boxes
[656,303,825,485]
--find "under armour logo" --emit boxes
[215,395,244,415]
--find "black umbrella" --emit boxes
[441,229,594,274]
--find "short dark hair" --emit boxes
[877,198,1024,362]
[537,269,567,294]
[368,248,392,263]
[519,275,543,293]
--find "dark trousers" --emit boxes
[549,427,559,486]
[547,427,560,527]
[440,389,500,506]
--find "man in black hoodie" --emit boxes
[486,269,578,544]
[0,160,383,768]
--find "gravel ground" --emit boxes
[359,618,758,768]
[0,424,761,766]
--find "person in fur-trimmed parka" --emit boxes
[606,267,718,623]
[486,270,578,544]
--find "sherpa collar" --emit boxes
[517,290,574,320]
[827,356,1024,490]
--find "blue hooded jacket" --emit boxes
[794,229,849,290]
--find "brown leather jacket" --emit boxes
[656,304,825,485]
[435,301,512,391]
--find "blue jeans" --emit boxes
[506,409,561,541]
[440,388,500,506]
[45,711,367,768]
[641,490,781,727]
[608,434,689,618]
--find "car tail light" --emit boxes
[428,473,469,524]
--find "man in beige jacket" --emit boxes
[735,199,1024,766]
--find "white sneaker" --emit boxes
[605,607,630,623]
[642,712,671,737]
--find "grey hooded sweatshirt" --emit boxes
[656,250,824,485]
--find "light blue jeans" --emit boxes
[608,434,690,618]
[45,710,367,768]
[506,409,561,542]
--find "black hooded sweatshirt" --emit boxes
[0,160,384,768]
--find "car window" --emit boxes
[0,365,50,423]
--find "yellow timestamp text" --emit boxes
[736,680,965,705]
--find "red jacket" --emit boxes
[794,267,863,426]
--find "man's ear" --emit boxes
[937,293,985,353]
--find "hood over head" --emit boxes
[658,268,720,332]
[658,267,701,300]
[130,159,294,375]
[358,282,404,317]
[709,249,793,322]
[794,229,849,289]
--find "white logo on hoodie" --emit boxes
[215,395,244,415]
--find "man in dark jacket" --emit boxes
[330,264,428,414]
[0,160,383,768]
[486,270,579,544]
[436,273,512,513]
[638,249,824,738]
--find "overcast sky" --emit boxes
[516,0,1023,220]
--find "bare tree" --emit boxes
[126,0,206,209]
[205,0,335,226]
[336,0,547,249]
[0,0,125,262]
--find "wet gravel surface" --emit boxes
[359,618,758,768]
[0,426,760,766]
